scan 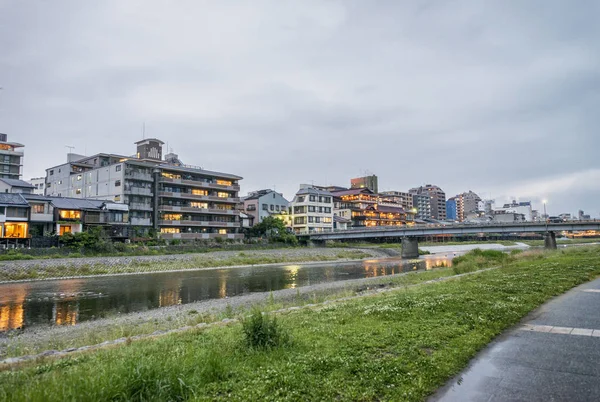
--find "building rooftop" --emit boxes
[0,178,34,188]
[0,193,29,206]
[295,187,333,197]
[330,188,375,197]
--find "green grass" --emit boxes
[0,250,372,282]
[329,240,519,248]
[2,247,600,401]
[521,237,600,246]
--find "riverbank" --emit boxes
[2,247,600,401]
[0,247,383,282]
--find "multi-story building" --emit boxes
[0,134,24,180]
[497,200,533,222]
[0,178,34,194]
[28,177,46,195]
[379,191,413,210]
[332,188,410,227]
[290,186,334,234]
[44,138,243,240]
[412,193,432,220]
[446,198,457,221]
[242,189,290,226]
[350,175,378,194]
[0,193,30,245]
[409,184,446,220]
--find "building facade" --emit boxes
[242,190,290,225]
[28,177,45,195]
[44,138,243,240]
[412,193,432,220]
[350,175,378,194]
[380,191,413,210]
[446,198,457,221]
[0,179,34,194]
[409,184,446,220]
[497,200,533,222]
[290,186,334,234]
[0,134,24,180]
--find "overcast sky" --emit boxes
[1,0,599,217]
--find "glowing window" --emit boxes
[59,210,81,220]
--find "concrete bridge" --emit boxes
[299,221,600,258]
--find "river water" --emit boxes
[0,253,455,332]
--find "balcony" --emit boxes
[159,220,238,228]
[124,170,153,181]
[124,187,153,196]
[159,232,244,240]
[159,205,237,215]
[160,176,240,192]
[129,202,153,211]
[158,191,239,204]
[84,215,129,225]
[130,217,152,226]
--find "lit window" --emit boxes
[216,180,232,186]
[75,189,81,194]
[160,228,180,234]
[162,214,182,221]
[190,202,208,209]
[192,189,208,196]
[217,192,229,198]
[218,229,227,234]
[59,210,81,220]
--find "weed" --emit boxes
[241,309,288,350]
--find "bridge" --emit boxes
[298,221,600,258]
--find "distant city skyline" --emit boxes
[1,1,599,217]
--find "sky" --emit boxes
[1,0,599,217]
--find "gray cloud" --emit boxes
[1,0,599,217]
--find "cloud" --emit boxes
[0,0,599,217]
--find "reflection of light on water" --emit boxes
[0,285,27,331]
[284,265,301,289]
[159,289,182,307]
[424,254,454,270]
[54,302,78,326]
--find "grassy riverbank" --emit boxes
[2,247,599,401]
[0,249,372,282]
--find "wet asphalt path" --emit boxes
[431,277,600,402]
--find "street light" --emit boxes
[542,200,548,232]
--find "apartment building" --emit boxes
[350,175,378,193]
[242,189,290,225]
[290,186,334,234]
[0,134,24,180]
[409,184,446,220]
[446,197,458,221]
[331,188,410,227]
[379,191,413,211]
[27,177,46,195]
[45,138,243,240]
[412,193,432,220]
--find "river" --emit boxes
[0,253,455,332]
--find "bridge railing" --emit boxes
[297,220,600,236]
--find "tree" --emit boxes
[248,217,297,245]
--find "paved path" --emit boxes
[430,277,600,402]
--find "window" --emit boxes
[270,205,274,211]
[58,180,62,185]
[59,225,72,236]
[217,192,229,198]
[49,170,54,176]
[315,217,321,223]
[294,217,306,225]
[6,208,27,218]
[308,206,315,212]
[309,195,316,202]
[246,204,256,211]
[190,202,208,209]
[262,204,268,211]
[115,180,121,187]
[275,205,280,212]
[325,207,331,213]
[308,216,314,223]
[4,222,28,238]
[75,189,82,194]
[162,213,182,221]
[218,229,227,235]
[319,196,323,202]
[318,207,323,213]
[59,210,81,220]
[323,217,332,223]
[0,206,5,215]
[162,172,181,179]
[160,228,180,234]
[77,175,82,181]
[192,189,208,196]
[294,206,306,214]
[297,196,305,203]
[116,165,121,172]
[324,197,331,203]
[216,180,232,186]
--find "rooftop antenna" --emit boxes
[65,145,75,154]
[142,122,146,139]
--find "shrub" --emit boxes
[242,310,288,350]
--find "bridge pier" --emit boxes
[401,237,419,259]
[307,239,326,248]
[544,231,557,250]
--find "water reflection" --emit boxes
[0,254,455,332]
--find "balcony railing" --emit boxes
[158,191,239,204]
[158,205,237,215]
[129,202,153,211]
[124,187,153,196]
[159,220,238,228]
[130,217,152,226]
[160,176,240,192]
[124,171,153,181]
[159,232,244,240]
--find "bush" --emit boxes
[242,310,288,350]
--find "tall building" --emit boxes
[44,138,243,240]
[350,175,378,194]
[412,193,432,220]
[497,200,533,222]
[0,134,24,180]
[446,198,457,221]
[450,190,481,222]
[242,189,290,225]
[290,185,334,234]
[331,188,409,228]
[409,184,446,220]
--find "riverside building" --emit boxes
[0,134,24,180]
[44,138,243,240]
[290,185,334,234]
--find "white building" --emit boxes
[0,178,34,194]
[290,185,334,234]
[0,134,24,180]
[28,177,46,195]
[497,200,533,221]
[242,189,290,225]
